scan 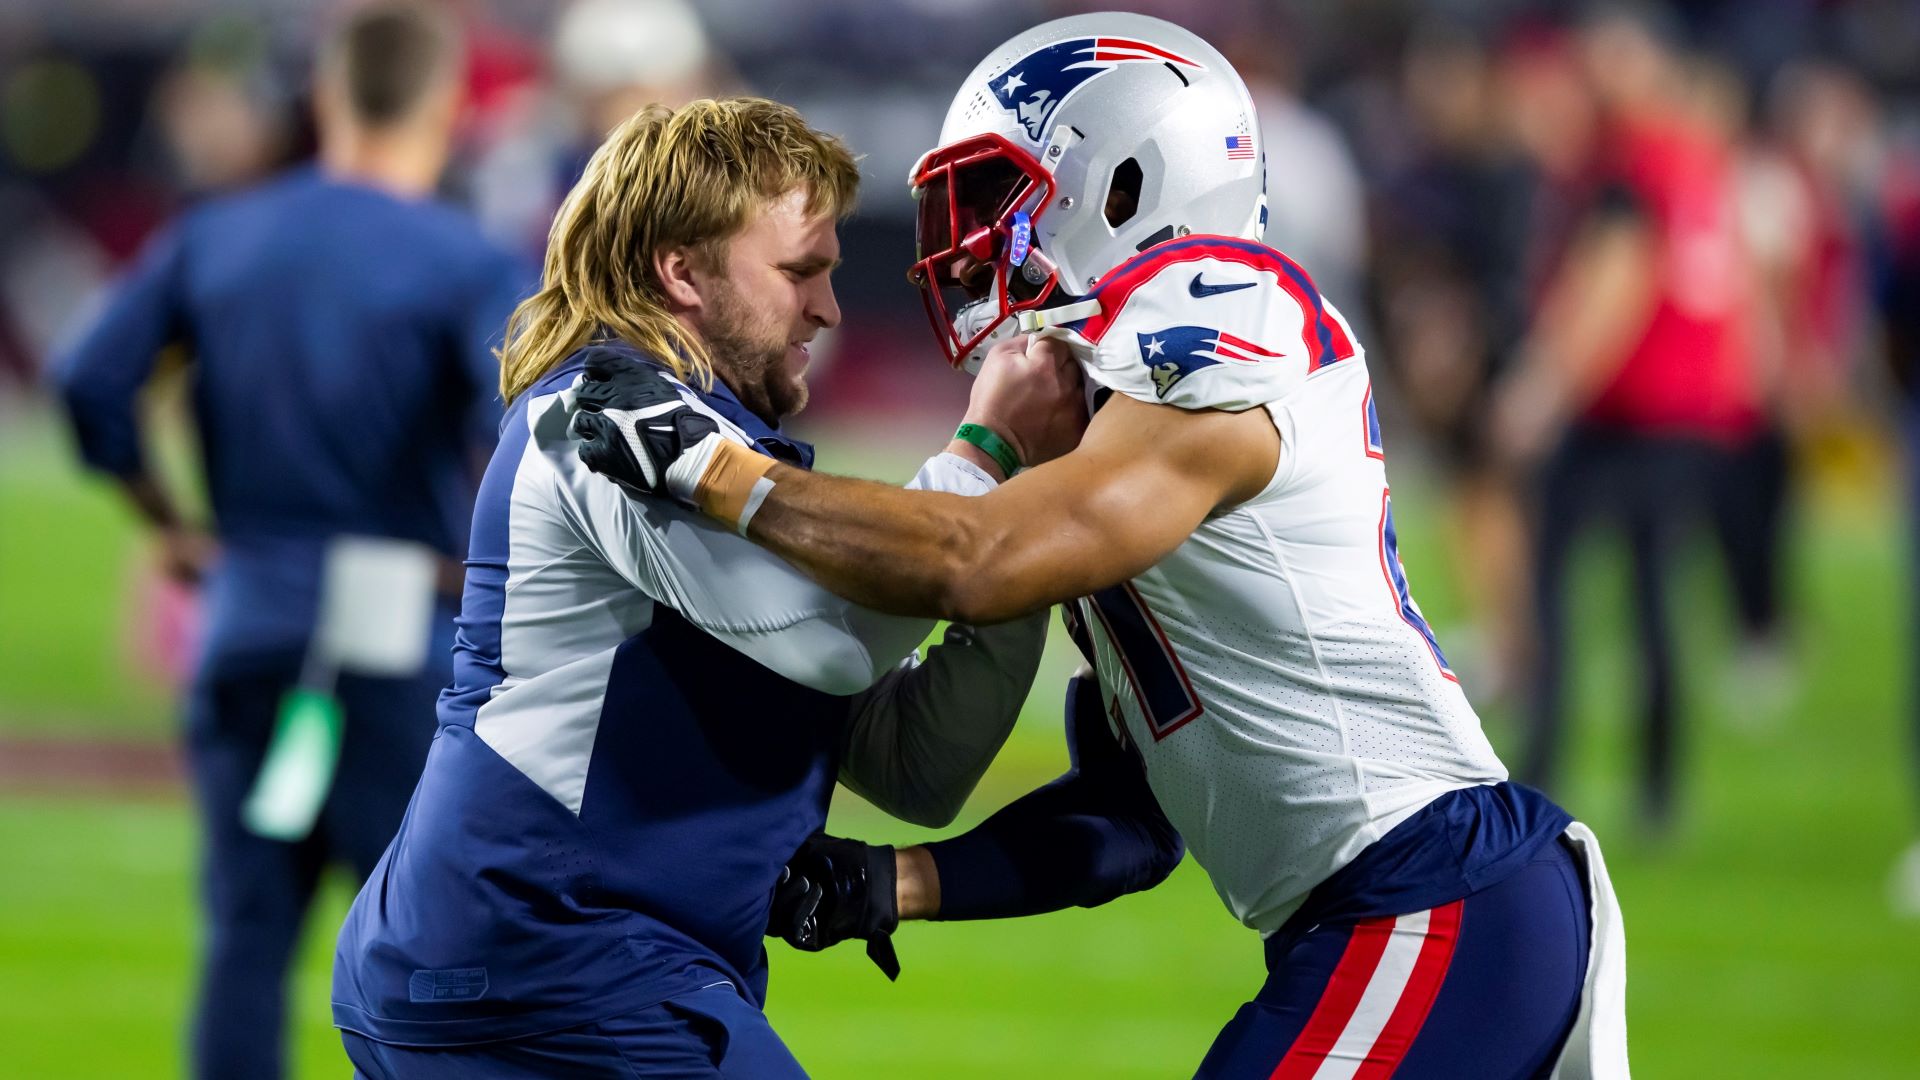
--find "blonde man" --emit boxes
[330,98,1070,1076]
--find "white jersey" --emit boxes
[1035,235,1506,934]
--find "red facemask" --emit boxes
[908,132,1062,368]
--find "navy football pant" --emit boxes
[186,666,437,1080]
[341,984,809,1078]
[1196,839,1590,1080]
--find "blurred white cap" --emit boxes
[553,0,709,93]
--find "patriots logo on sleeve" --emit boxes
[989,37,1201,143]
[1137,325,1282,398]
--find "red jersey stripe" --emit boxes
[1208,345,1262,364]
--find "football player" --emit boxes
[575,13,1627,1078]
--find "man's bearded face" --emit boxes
[705,274,809,423]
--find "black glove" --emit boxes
[768,833,901,980]
[569,351,722,502]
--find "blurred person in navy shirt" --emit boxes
[52,4,530,1077]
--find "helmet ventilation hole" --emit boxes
[1105,158,1143,228]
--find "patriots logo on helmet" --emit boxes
[1138,325,1281,398]
[989,37,1201,144]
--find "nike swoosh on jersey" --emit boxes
[1188,274,1256,298]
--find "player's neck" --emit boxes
[320,125,448,200]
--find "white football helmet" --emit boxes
[908,12,1267,369]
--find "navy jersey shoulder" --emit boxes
[183,168,517,283]
[172,169,529,381]
[52,166,533,675]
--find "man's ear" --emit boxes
[654,246,707,315]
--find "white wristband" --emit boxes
[734,474,778,536]
[664,431,729,505]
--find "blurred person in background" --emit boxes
[1496,5,1767,832]
[1688,56,1802,726]
[1717,61,1887,722]
[152,19,295,200]
[1226,19,1369,332]
[50,4,529,1076]
[1372,26,1539,700]
[470,0,721,256]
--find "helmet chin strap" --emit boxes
[1012,245,1102,336]
[953,294,1102,373]
[949,236,1104,373]
[1017,298,1101,334]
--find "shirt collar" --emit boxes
[693,366,816,470]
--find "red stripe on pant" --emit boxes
[1352,901,1463,1079]
[1267,901,1464,1079]
[1268,918,1397,1080]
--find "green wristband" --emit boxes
[954,423,1023,478]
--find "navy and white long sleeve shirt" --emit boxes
[332,343,1043,1045]
[52,166,532,678]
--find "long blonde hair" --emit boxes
[498,97,861,401]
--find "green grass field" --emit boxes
[4,404,1919,1076]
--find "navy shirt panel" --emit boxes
[336,344,851,1045]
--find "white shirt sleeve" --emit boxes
[536,379,1042,818]
[528,385,992,695]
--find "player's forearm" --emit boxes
[839,612,1046,827]
[683,401,1227,622]
[743,463,1008,621]
[919,778,1184,921]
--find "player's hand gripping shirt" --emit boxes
[1034,235,1508,934]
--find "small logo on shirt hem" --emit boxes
[409,967,489,1003]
